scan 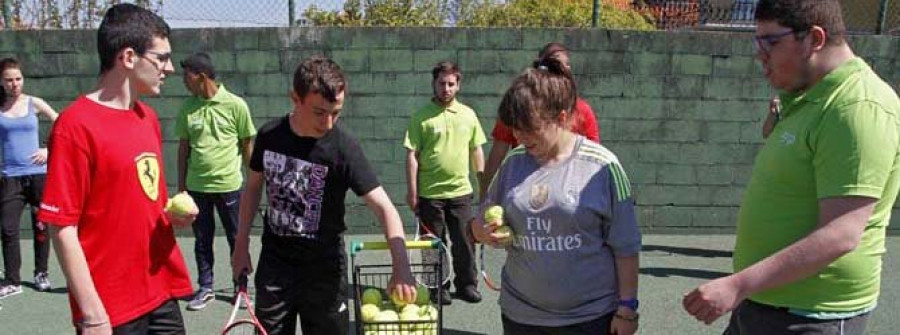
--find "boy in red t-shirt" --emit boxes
[481,42,601,197]
[37,4,196,334]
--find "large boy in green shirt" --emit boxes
[684,1,900,334]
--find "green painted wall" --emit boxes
[2,27,898,234]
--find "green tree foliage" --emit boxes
[4,0,162,29]
[304,0,655,30]
[304,0,450,27]
[458,0,653,29]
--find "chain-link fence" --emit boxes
[2,0,897,34]
[640,0,899,34]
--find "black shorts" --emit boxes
[253,246,348,335]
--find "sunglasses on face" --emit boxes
[142,50,172,68]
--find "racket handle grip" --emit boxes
[350,240,439,255]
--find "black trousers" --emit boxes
[724,300,870,335]
[418,194,477,290]
[0,174,49,285]
[188,190,241,289]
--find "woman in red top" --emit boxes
[481,42,600,197]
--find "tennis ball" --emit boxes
[401,304,420,315]
[362,288,383,306]
[399,308,419,322]
[374,310,400,332]
[414,285,430,306]
[484,205,504,223]
[418,305,438,321]
[390,289,410,309]
[399,307,421,333]
[495,226,512,239]
[165,192,197,215]
[361,304,380,322]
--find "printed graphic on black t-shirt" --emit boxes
[263,150,329,238]
[250,116,381,244]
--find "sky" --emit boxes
[161,0,343,28]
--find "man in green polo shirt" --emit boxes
[405,61,486,305]
[176,52,256,311]
[683,1,900,334]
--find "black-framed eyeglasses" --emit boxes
[141,50,172,68]
[753,30,807,54]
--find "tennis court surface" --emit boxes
[1,234,897,334]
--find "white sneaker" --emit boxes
[0,284,23,299]
[186,288,215,311]
[34,272,51,292]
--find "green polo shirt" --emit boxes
[734,58,900,312]
[175,85,256,193]
[404,99,486,199]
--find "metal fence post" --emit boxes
[592,0,601,28]
[2,0,12,29]
[877,0,889,34]
[288,0,296,26]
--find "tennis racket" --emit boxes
[222,274,267,335]
[479,243,502,291]
[411,216,452,291]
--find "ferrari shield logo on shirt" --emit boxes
[530,184,550,210]
[135,153,160,201]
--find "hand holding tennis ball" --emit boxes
[484,205,512,243]
[391,288,412,309]
[165,192,198,216]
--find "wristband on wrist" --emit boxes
[618,298,639,311]
[79,319,109,329]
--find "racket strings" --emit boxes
[411,218,451,290]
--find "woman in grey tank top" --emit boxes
[0,58,59,300]
[472,57,642,335]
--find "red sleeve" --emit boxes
[574,98,600,143]
[491,120,518,147]
[37,120,92,226]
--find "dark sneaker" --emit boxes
[34,272,51,292]
[457,285,482,303]
[431,288,452,306]
[186,288,215,311]
[0,284,23,299]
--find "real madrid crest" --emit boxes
[135,152,160,201]
[529,183,550,210]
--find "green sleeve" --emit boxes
[403,112,421,151]
[471,112,487,148]
[234,99,257,139]
[814,101,899,199]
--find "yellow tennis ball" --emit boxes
[495,226,512,239]
[362,288,382,306]
[415,285,430,306]
[361,304,380,322]
[165,192,197,215]
[390,289,410,309]
[484,205,504,223]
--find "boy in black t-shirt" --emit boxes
[232,56,416,334]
